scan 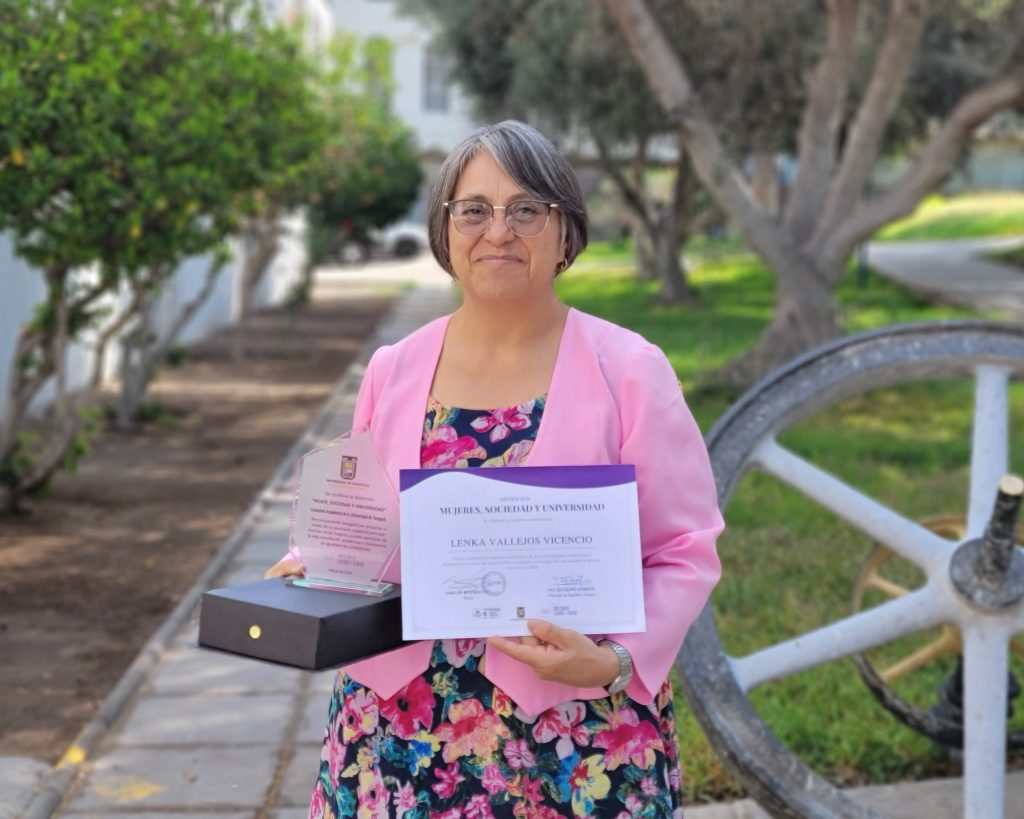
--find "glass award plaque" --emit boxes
[288,431,399,596]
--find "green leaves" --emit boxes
[0,0,333,503]
[0,0,326,281]
[306,36,422,239]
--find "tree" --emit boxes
[232,24,329,361]
[400,0,821,305]
[0,0,326,509]
[231,23,327,358]
[605,0,1024,382]
[399,0,696,302]
[306,35,423,260]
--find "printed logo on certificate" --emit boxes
[290,431,399,595]
[398,465,645,638]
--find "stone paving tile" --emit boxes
[310,668,338,697]
[62,747,276,811]
[172,619,201,650]
[217,561,270,588]
[116,694,293,746]
[148,647,303,696]
[235,531,292,565]
[686,800,767,818]
[274,745,320,808]
[0,756,50,819]
[686,770,1024,819]
[65,813,254,819]
[267,809,308,819]
[297,693,330,744]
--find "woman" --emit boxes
[268,120,723,818]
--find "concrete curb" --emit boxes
[16,284,422,819]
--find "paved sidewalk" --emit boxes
[11,258,456,819]
[686,772,1024,818]
[866,236,1024,317]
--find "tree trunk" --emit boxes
[234,215,281,362]
[117,290,157,431]
[18,409,86,496]
[751,152,780,216]
[632,220,656,280]
[0,266,71,512]
[119,259,224,429]
[91,288,145,389]
[715,264,840,385]
[652,222,690,305]
[650,201,695,306]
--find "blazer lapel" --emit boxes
[528,308,613,467]
[378,314,450,583]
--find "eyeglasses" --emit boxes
[444,199,559,237]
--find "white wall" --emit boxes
[0,220,309,422]
[0,236,47,414]
[331,0,479,156]
[277,0,335,52]
[0,1,328,424]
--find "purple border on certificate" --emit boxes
[399,464,636,492]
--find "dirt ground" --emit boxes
[0,284,395,764]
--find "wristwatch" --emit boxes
[598,639,634,695]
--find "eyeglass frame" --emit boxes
[443,199,561,237]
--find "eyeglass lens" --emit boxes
[448,200,552,236]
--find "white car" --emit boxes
[337,221,428,264]
[371,221,429,259]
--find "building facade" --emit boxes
[330,0,481,221]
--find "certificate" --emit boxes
[398,465,645,639]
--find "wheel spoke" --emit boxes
[962,624,1011,818]
[879,627,959,683]
[731,587,945,692]
[866,574,912,598]
[751,438,952,571]
[967,365,1010,539]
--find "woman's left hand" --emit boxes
[487,620,621,689]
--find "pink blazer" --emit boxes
[296,307,722,717]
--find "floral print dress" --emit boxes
[309,396,685,818]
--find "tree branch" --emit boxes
[823,60,1024,270]
[782,0,861,244]
[603,0,804,281]
[813,0,929,247]
[90,287,146,389]
[0,331,42,460]
[67,280,111,320]
[158,256,225,362]
[20,406,83,494]
[593,133,653,229]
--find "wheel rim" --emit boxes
[680,321,1024,819]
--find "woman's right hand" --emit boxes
[264,557,305,579]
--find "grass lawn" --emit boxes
[558,241,1024,804]
[875,191,1024,241]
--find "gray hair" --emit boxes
[427,120,588,278]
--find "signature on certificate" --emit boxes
[551,574,589,586]
[443,571,507,596]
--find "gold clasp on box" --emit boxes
[249,625,262,640]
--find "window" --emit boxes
[422,43,450,113]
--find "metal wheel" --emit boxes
[851,515,1024,751]
[679,321,1024,818]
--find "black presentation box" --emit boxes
[198,577,405,670]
